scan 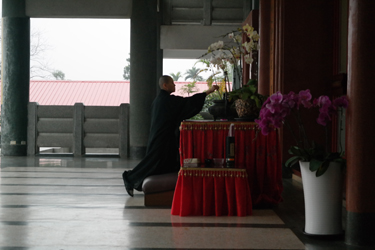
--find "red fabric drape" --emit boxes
[179,121,283,206]
[171,168,252,216]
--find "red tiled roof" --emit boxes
[30,80,131,106]
[29,80,211,106]
[0,80,212,109]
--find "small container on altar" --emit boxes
[213,158,225,167]
[183,158,200,167]
[226,123,235,168]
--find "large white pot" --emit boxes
[299,161,344,235]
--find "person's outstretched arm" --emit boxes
[205,85,219,95]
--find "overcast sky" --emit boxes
[32,18,202,81]
[1,4,201,81]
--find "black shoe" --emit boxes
[122,171,134,197]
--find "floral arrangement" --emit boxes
[206,24,259,67]
[255,89,349,176]
[197,24,260,99]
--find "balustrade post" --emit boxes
[119,103,130,158]
[73,103,85,156]
[27,102,39,155]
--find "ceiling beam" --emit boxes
[25,0,132,18]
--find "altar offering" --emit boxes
[183,158,200,167]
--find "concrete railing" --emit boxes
[27,102,129,158]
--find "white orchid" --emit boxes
[198,24,259,93]
[217,41,224,49]
[230,47,241,60]
[243,24,254,36]
[244,54,253,64]
[235,35,242,43]
[209,41,225,52]
[251,31,260,41]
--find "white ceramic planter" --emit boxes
[299,161,344,235]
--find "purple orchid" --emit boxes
[256,89,349,177]
[333,96,349,109]
[298,89,313,109]
[256,89,348,136]
[314,95,331,108]
[313,95,349,127]
[256,91,293,135]
[265,91,283,113]
[283,91,298,109]
[317,111,331,126]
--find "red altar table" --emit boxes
[171,167,252,216]
[178,121,283,206]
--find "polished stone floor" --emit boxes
[0,155,372,250]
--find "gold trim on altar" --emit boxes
[179,121,279,132]
[180,121,260,131]
[179,167,248,178]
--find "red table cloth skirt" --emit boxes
[179,121,283,206]
[171,168,252,216]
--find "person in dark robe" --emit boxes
[122,75,219,196]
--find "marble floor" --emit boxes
[0,155,372,250]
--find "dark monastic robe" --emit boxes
[124,90,207,190]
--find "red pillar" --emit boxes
[345,0,375,246]
[270,0,334,165]
[258,0,272,96]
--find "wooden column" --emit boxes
[345,0,375,246]
[258,0,272,96]
[267,0,335,165]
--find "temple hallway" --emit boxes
[0,155,372,250]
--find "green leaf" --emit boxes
[288,146,302,156]
[248,84,257,94]
[288,146,310,160]
[246,79,257,86]
[326,152,341,161]
[285,156,302,168]
[310,158,323,172]
[253,97,261,108]
[242,92,250,100]
[316,160,330,177]
[301,148,312,160]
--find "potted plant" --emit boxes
[194,61,236,120]
[255,89,349,236]
[227,78,266,121]
[197,24,265,120]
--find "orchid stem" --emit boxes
[325,126,329,154]
[338,108,344,153]
[291,110,303,147]
[296,110,310,149]
[284,120,300,147]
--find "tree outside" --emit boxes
[179,81,199,96]
[184,67,203,81]
[0,20,64,80]
[52,70,66,80]
[123,54,130,80]
[170,72,182,81]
